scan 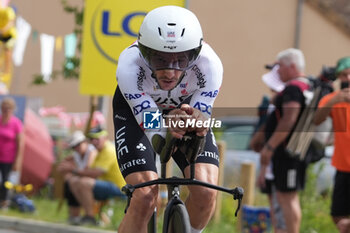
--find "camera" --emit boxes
[319,66,336,82]
[341,82,349,89]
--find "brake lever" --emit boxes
[122,184,135,214]
[232,187,244,217]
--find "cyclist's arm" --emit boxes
[116,45,159,128]
[188,43,223,120]
[116,45,164,145]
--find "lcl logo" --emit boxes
[101,11,146,37]
[91,7,146,64]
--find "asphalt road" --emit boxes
[0,215,116,233]
[0,230,25,233]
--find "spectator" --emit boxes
[314,56,350,233]
[57,130,97,225]
[0,97,24,208]
[250,64,287,233]
[260,48,309,233]
[0,4,16,75]
[66,126,126,225]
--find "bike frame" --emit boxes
[123,173,244,233]
[122,132,244,233]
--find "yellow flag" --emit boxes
[79,0,187,96]
[55,36,63,51]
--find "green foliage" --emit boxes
[62,57,80,79]
[32,74,47,85]
[31,71,61,85]
[299,164,337,233]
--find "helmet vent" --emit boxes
[167,23,176,26]
[181,28,185,37]
[158,27,162,36]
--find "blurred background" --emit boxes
[0,0,348,231]
[7,0,350,127]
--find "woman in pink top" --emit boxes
[0,97,24,207]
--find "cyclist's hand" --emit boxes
[167,108,190,139]
[180,104,208,137]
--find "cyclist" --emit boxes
[112,5,223,233]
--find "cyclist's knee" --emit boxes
[132,185,159,213]
[190,187,217,206]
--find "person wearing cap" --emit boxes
[250,64,287,233]
[314,56,350,233]
[57,130,97,225]
[67,126,126,225]
[260,48,310,233]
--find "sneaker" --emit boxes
[80,215,97,226]
[68,216,81,225]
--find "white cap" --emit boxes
[262,64,285,92]
[68,131,86,148]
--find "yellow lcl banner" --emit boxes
[80,0,187,96]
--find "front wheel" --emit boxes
[165,204,191,233]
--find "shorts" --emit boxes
[112,86,220,178]
[272,148,307,192]
[93,180,124,201]
[64,181,80,207]
[331,170,350,217]
[260,179,273,194]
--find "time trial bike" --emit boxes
[122,131,244,233]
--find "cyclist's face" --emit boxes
[154,69,184,90]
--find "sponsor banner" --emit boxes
[80,0,187,96]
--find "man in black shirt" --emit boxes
[260,48,308,233]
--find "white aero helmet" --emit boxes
[138,5,203,71]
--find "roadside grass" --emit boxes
[0,165,337,233]
[300,163,337,233]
